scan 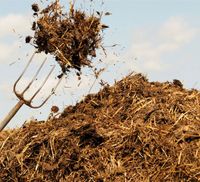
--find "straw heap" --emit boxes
[1,74,200,181]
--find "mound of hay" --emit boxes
[0,74,200,181]
[26,0,107,73]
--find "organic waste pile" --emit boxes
[0,74,200,181]
[26,0,108,73]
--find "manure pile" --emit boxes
[0,74,200,182]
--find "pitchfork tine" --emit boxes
[13,53,35,93]
[0,52,63,131]
[29,65,55,107]
[31,72,64,109]
[21,58,47,95]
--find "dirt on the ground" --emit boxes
[0,73,200,182]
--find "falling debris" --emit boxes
[51,105,59,113]
[26,0,107,74]
[25,36,32,43]
[105,12,112,16]
[32,3,40,12]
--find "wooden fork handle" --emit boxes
[0,100,24,131]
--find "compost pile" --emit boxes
[1,73,200,181]
[26,0,107,73]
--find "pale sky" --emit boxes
[0,0,200,129]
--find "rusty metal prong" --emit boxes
[29,65,56,103]
[13,53,35,94]
[30,74,64,109]
[21,57,47,96]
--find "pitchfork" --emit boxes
[0,52,63,131]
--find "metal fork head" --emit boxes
[13,52,63,109]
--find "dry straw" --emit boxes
[26,0,108,74]
[1,74,200,181]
